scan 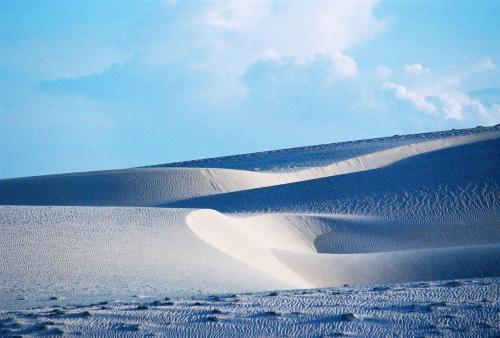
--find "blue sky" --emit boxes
[1,0,499,178]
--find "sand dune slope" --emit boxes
[1,126,498,207]
[0,206,290,309]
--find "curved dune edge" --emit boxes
[186,209,317,288]
[1,130,498,207]
[186,209,500,288]
[272,130,500,183]
[178,130,500,198]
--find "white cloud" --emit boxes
[491,104,500,119]
[204,0,272,31]
[381,56,500,122]
[438,93,463,119]
[404,63,429,75]
[437,93,489,120]
[375,66,392,79]
[384,81,492,121]
[474,57,496,72]
[330,52,358,78]
[383,82,437,114]
[260,48,280,61]
[199,0,386,77]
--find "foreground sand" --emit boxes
[1,278,498,337]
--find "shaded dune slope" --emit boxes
[166,138,500,218]
[0,168,287,207]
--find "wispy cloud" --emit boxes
[204,0,271,31]
[383,82,437,114]
[404,63,429,75]
[375,66,392,79]
[384,57,498,121]
[474,57,496,72]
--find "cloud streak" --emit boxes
[384,57,498,122]
[404,63,429,75]
[383,82,437,114]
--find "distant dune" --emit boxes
[1,125,499,309]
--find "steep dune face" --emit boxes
[0,126,499,308]
[186,210,500,288]
[186,210,333,288]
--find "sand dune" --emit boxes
[0,125,499,310]
[1,126,498,208]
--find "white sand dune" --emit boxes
[0,125,499,311]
